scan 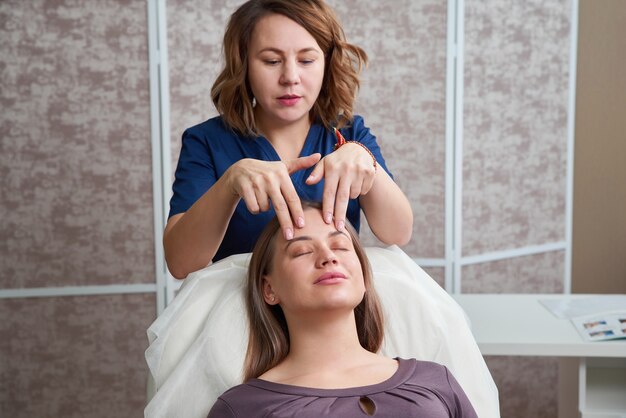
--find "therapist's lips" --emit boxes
[314,272,346,285]
[277,95,301,106]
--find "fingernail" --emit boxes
[337,220,345,231]
[285,228,293,240]
[324,212,332,224]
[307,174,315,182]
[296,217,304,228]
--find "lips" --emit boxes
[277,94,301,106]
[314,271,347,285]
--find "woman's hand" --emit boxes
[305,143,376,231]
[224,153,321,240]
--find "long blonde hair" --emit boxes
[211,0,368,136]
[243,206,384,381]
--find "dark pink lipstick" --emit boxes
[277,94,301,106]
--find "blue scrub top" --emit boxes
[169,115,392,262]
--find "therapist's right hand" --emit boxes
[224,154,321,240]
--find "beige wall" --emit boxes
[461,1,571,416]
[0,1,155,416]
[572,0,626,294]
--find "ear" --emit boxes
[262,276,280,305]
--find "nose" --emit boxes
[279,59,300,85]
[317,247,338,268]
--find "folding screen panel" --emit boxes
[461,0,571,295]
[1,0,155,288]
[461,2,573,417]
[0,1,156,416]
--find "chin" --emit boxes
[315,295,364,311]
[275,113,309,125]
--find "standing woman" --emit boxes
[164,0,413,279]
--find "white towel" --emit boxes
[145,246,500,418]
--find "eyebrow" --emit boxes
[284,230,350,250]
[257,47,321,55]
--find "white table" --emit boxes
[453,294,626,418]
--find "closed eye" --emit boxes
[291,248,313,257]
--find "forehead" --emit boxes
[294,208,336,238]
[250,13,321,52]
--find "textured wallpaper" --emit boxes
[167,0,230,176]
[485,356,559,418]
[461,3,571,416]
[462,0,570,256]
[0,0,155,288]
[462,251,565,293]
[0,1,575,417]
[167,0,448,259]
[0,294,155,417]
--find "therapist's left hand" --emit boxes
[305,142,376,231]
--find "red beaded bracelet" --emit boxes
[333,127,377,172]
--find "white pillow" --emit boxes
[145,246,500,418]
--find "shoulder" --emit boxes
[207,384,251,418]
[184,115,236,140]
[345,114,367,134]
[401,358,451,384]
[180,116,253,156]
[338,115,377,145]
[207,397,236,418]
[211,381,284,416]
[401,359,477,417]
[352,114,366,125]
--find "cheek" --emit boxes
[312,66,325,89]
[247,65,267,96]
[270,262,300,294]
[346,258,365,286]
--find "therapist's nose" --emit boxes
[280,60,300,85]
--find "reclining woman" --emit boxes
[207,204,477,417]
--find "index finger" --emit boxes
[280,179,305,229]
[267,183,302,242]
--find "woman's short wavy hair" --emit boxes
[243,203,384,381]
[211,0,368,136]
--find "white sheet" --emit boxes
[145,246,500,418]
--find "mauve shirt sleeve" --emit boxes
[444,367,479,418]
[207,398,237,418]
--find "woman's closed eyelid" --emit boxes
[290,246,349,257]
[290,247,313,257]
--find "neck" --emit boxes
[282,310,372,372]
[255,110,311,160]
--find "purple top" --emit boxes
[207,358,477,417]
